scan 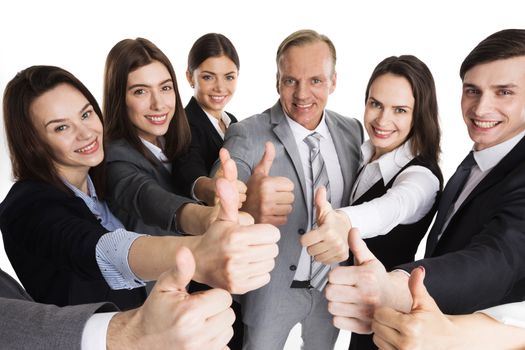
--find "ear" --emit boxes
[186,70,194,87]
[329,71,337,94]
[275,72,280,94]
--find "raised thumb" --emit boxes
[409,266,440,312]
[216,177,239,222]
[154,246,195,293]
[314,186,332,223]
[219,148,237,183]
[253,142,275,176]
[348,227,376,265]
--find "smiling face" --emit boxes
[187,55,238,119]
[277,41,336,130]
[364,73,414,159]
[461,56,525,151]
[126,60,176,146]
[30,83,104,183]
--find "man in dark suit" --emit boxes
[0,247,234,349]
[325,28,525,348]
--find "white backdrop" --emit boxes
[0,1,523,348]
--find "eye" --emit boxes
[312,78,322,84]
[81,110,92,120]
[161,85,173,92]
[54,124,68,132]
[395,107,407,114]
[133,88,146,96]
[283,79,296,86]
[498,89,513,96]
[202,75,213,81]
[369,100,382,109]
[464,88,480,96]
[226,75,236,81]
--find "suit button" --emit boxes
[297,228,305,235]
[289,265,297,271]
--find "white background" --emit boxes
[0,1,523,348]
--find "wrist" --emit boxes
[107,310,142,350]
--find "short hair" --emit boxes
[187,33,240,74]
[460,29,525,79]
[365,55,443,185]
[103,38,190,162]
[3,65,105,196]
[275,29,336,90]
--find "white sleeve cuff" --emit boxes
[190,176,208,201]
[476,302,525,328]
[81,312,118,350]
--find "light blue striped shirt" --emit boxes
[63,176,146,290]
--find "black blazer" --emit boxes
[173,96,238,197]
[0,180,146,310]
[399,135,525,314]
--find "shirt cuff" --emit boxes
[476,302,525,328]
[81,312,118,350]
[96,229,148,289]
[190,176,208,202]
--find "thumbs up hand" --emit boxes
[371,267,459,350]
[243,142,295,225]
[300,187,352,264]
[109,246,235,349]
[191,165,281,294]
[325,228,391,334]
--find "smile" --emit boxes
[145,114,168,124]
[75,139,99,154]
[372,126,395,137]
[472,119,500,129]
[210,95,227,102]
[294,103,313,109]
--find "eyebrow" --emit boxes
[463,82,519,89]
[368,96,412,109]
[128,78,173,90]
[44,103,91,127]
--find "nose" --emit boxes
[472,93,494,117]
[293,81,309,100]
[213,77,225,92]
[150,91,163,111]
[77,123,93,140]
[374,110,389,126]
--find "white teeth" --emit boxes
[146,114,167,122]
[296,103,313,108]
[473,120,499,129]
[210,96,226,101]
[374,128,392,135]
[76,141,96,153]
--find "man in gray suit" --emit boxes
[0,246,234,349]
[219,29,363,349]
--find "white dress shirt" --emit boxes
[286,113,344,281]
[141,137,172,172]
[340,140,439,239]
[438,129,525,239]
[203,109,232,140]
[478,301,525,328]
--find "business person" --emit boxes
[103,37,245,237]
[174,33,243,206]
[0,247,235,350]
[218,29,363,349]
[1,65,280,312]
[372,267,525,350]
[303,55,442,350]
[326,29,525,344]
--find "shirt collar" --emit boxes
[472,129,525,172]
[63,175,97,201]
[285,110,329,141]
[140,137,168,162]
[203,109,232,128]
[361,139,415,184]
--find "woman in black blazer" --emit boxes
[174,33,243,206]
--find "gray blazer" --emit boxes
[220,101,363,325]
[0,268,115,349]
[105,139,194,236]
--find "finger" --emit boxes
[372,331,398,350]
[373,306,407,329]
[216,177,239,222]
[237,211,255,225]
[409,266,440,312]
[300,228,323,248]
[189,288,233,318]
[264,176,295,192]
[333,315,373,334]
[238,243,279,263]
[236,180,247,194]
[153,246,195,294]
[327,265,361,286]
[348,228,377,265]
[236,223,281,245]
[219,148,238,183]
[253,142,275,176]
[314,186,332,222]
[203,307,235,349]
[314,247,348,265]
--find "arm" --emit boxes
[340,166,439,238]
[372,267,525,350]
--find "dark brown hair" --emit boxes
[460,29,525,79]
[3,65,105,196]
[365,55,443,184]
[187,33,240,74]
[275,29,337,91]
[103,38,190,162]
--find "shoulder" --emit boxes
[105,139,144,163]
[326,109,362,132]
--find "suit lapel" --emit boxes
[186,97,223,149]
[270,103,308,206]
[326,115,353,206]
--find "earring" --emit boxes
[191,84,195,88]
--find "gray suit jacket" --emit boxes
[221,101,363,325]
[0,268,116,349]
[105,139,194,236]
